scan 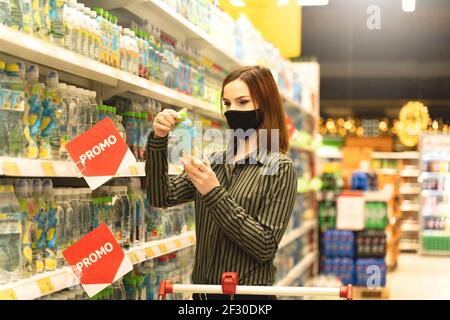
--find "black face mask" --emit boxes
[224,110,263,132]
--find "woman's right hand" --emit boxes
[153,108,181,138]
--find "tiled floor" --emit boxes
[388,253,450,299]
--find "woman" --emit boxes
[146,66,297,300]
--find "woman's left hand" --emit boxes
[181,155,220,195]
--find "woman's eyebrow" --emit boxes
[234,96,251,100]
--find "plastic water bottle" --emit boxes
[0,183,22,285]
[69,188,81,243]
[32,179,47,273]
[14,179,35,277]
[42,179,56,272]
[52,188,65,268]
[0,60,9,156]
[63,0,75,51]
[118,185,131,249]
[8,0,23,31]
[61,188,75,253]
[140,260,156,300]
[49,0,65,46]
[55,82,70,160]
[24,64,44,159]
[131,178,145,244]
[21,0,32,34]
[81,6,91,57]
[40,71,61,160]
[111,15,120,68]
[80,89,93,132]
[110,186,125,246]
[5,63,26,157]
[0,0,10,25]
[79,188,92,238]
[89,10,99,60]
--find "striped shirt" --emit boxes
[145,132,297,286]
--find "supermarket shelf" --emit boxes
[279,220,317,249]
[422,230,450,236]
[401,223,420,232]
[400,203,420,212]
[377,168,398,175]
[318,151,419,160]
[400,186,421,195]
[421,190,450,197]
[275,251,318,286]
[364,190,393,202]
[372,152,419,160]
[0,157,146,178]
[127,231,196,264]
[0,231,196,300]
[400,169,420,178]
[419,172,450,180]
[0,25,224,122]
[399,241,419,251]
[119,0,316,120]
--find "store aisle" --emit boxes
[388,253,450,300]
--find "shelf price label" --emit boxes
[188,235,196,244]
[3,161,20,176]
[144,247,155,258]
[128,252,139,264]
[0,288,17,300]
[41,162,56,176]
[129,166,138,176]
[37,277,55,295]
[158,244,168,253]
[174,240,183,249]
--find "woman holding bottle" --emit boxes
[146,65,297,300]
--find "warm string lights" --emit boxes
[319,117,450,137]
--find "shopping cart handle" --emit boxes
[339,284,353,300]
[158,280,173,300]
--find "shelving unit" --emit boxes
[0,232,196,300]
[279,221,317,249]
[0,0,320,300]
[275,251,318,286]
[0,157,146,178]
[418,134,450,256]
[0,25,224,121]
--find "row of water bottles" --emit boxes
[39,247,195,300]
[0,177,195,285]
[0,61,99,160]
[0,1,225,107]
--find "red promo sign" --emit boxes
[63,224,133,297]
[65,117,136,190]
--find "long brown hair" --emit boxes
[221,66,289,153]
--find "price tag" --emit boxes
[129,166,138,176]
[3,161,20,176]
[41,162,56,176]
[188,235,196,244]
[0,288,17,300]
[36,277,55,294]
[145,247,155,258]
[174,240,183,249]
[128,252,139,264]
[158,244,168,253]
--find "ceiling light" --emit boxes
[230,0,246,7]
[277,0,290,6]
[402,0,415,12]
[297,0,329,6]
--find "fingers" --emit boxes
[182,155,209,172]
[158,111,176,127]
[153,122,172,136]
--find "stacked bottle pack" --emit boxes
[0,177,195,285]
[38,246,195,300]
[320,230,387,286]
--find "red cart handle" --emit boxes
[340,284,353,300]
[222,272,238,295]
[158,280,173,300]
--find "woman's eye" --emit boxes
[239,100,249,105]
[223,102,231,107]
